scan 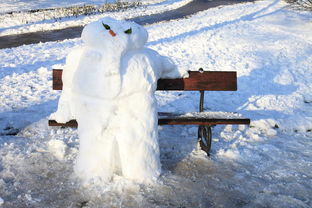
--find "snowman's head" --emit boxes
[81,17,148,53]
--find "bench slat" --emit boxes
[48,112,250,127]
[53,69,237,91]
[158,112,250,125]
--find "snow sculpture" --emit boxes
[50,17,188,184]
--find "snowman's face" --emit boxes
[81,17,148,53]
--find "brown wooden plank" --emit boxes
[49,120,78,127]
[53,69,237,91]
[157,71,237,91]
[158,112,250,125]
[53,69,63,90]
[158,118,250,125]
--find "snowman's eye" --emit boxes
[102,23,110,30]
[124,28,132,34]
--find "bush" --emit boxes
[284,0,312,11]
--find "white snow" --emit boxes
[158,112,248,119]
[0,0,166,14]
[0,0,312,207]
[47,139,67,160]
[0,0,192,36]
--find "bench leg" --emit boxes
[198,88,212,156]
[198,125,212,156]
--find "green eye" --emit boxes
[102,23,110,30]
[124,28,132,34]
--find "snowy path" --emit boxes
[0,0,254,49]
[0,0,312,207]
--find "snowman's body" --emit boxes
[51,17,188,183]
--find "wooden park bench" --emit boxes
[49,68,250,155]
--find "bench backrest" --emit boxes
[52,69,237,91]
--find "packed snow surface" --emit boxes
[0,0,312,207]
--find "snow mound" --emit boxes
[51,17,188,184]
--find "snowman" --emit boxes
[51,17,188,184]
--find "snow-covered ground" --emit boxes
[0,0,192,36]
[0,0,165,14]
[1,0,312,207]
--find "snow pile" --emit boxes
[51,17,188,184]
[47,139,67,160]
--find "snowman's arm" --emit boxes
[50,47,83,122]
[158,55,188,79]
[62,47,84,90]
[142,48,188,79]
